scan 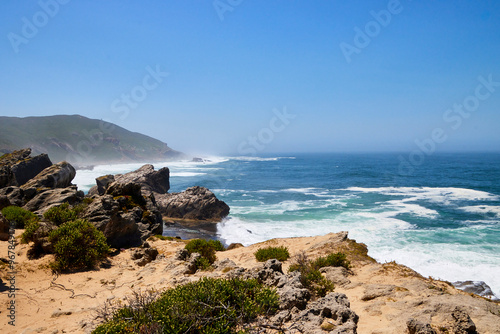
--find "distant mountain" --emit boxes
[0,115,184,165]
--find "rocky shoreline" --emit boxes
[1,149,500,333]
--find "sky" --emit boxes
[1,0,499,155]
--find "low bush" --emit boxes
[288,252,346,298]
[48,219,110,272]
[93,277,279,334]
[43,203,79,226]
[184,238,225,270]
[21,219,40,244]
[1,206,38,229]
[312,252,350,270]
[254,245,290,262]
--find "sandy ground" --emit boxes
[1,231,499,334]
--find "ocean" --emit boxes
[73,153,500,298]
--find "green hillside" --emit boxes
[0,115,184,165]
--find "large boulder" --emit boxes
[0,187,25,207]
[96,174,115,195]
[110,164,170,195]
[21,161,76,191]
[294,293,359,334]
[0,148,53,188]
[11,153,52,186]
[82,194,163,248]
[156,186,230,221]
[0,148,31,166]
[23,186,84,214]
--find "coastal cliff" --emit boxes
[1,231,499,333]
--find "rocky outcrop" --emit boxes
[452,307,477,334]
[156,186,230,221]
[21,161,76,191]
[407,319,437,334]
[23,186,84,213]
[112,164,170,196]
[90,165,229,223]
[0,148,52,188]
[0,186,24,207]
[220,258,357,333]
[293,293,359,334]
[96,174,115,195]
[10,153,52,186]
[82,186,163,249]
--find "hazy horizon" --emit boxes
[1,1,499,155]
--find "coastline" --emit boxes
[1,230,499,333]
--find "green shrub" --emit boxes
[184,239,224,269]
[43,203,79,226]
[254,246,290,262]
[312,252,350,270]
[48,219,110,272]
[288,252,336,298]
[93,277,279,334]
[1,206,38,229]
[207,239,226,252]
[21,219,40,244]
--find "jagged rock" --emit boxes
[156,186,230,221]
[96,175,115,195]
[277,271,311,310]
[81,194,162,249]
[294,293,358,334]
[0,213,9,241]
[130,244,159,266]
[105,181,146,205]
[0,195,11,210]
[453,281,499,301]
[0,165,15,188]
[255,259,284,285]
[0,186,24,206]
[10,153,52,186]
[112,164,170,195]
[407,319,437,334]
[320,267,351,287]
[213,258,237,272]
[21,161,76,191]
[175,248,190,261]
[0,148,32,165]
[452,307,477,334]
[23,186,84,213]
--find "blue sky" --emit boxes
[1,0,499,155]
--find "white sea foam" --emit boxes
[346,187,499,205]
[461,205,500,218]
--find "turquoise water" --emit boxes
[74,153,500,297]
